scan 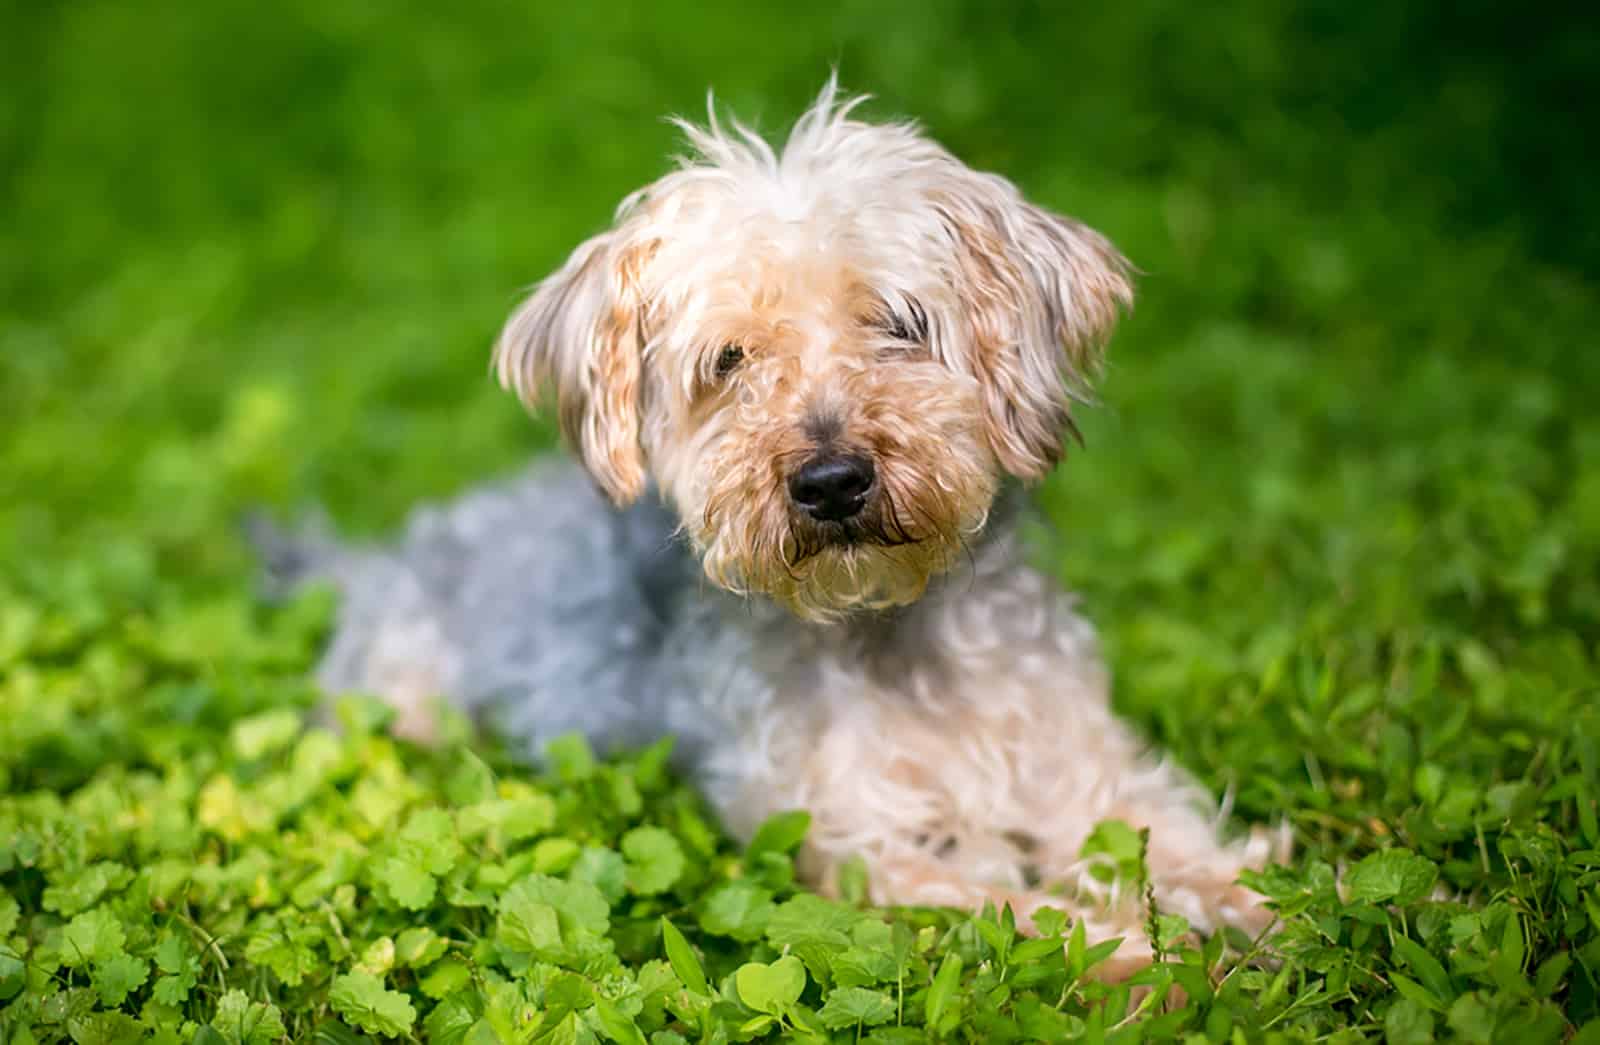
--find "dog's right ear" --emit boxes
[494,229,657,505]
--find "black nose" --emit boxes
[788,453,875,522]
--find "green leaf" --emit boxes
[244,916,321,987]
[445,750,498,806]
[1066,916,1087,979]
[1151,913,1190,951]
[395,927,449,967]
[542,1010,596,1045]
[489,870,608,966]
[154,970,198,1006]
[1079,819,1144,882]
[230,708,303,760]
[543,970,593,1017]
[631,735,675,790]
[424,994,484,1045]
[397,808,463,875]
[571,846,628,904]
[660,917,709,997]
[356,936,396,976]
[738,1015,775,1037]
[1081,938,1126,976]
[1388,971,1445,1014]
[746,811,811,859]
[1498,909,1525,975]
[458,796,556,843]
[1346,849,1439,906]
[61,907,125,968]
[765,894,856,951]
[1533,951,1571,997]
[500,874,610,942]
[591,998,648,1045]
[41,862,132,916]
[925,953,963,1028]
[63,1012,146,1045]
[496,895,561,955]
[328,971,417,1038]
[546,734,596,781]
[374,856,436,910]
[818,987,895,1029]
[736,955,807,1015]
[1445,992,1495,1045]
[0,947,26,1002]
[210,990,288,1045]
[153,932,189,975]
[1032,906,1068,938]
[334,695,395,737]
[832,946,899,988]
[1384,997,1436,1045]
[836,855,869,906]
[90,954,148,1007]
[696,881,775,941]
[621,827,685,895]
[419,959,473,1000]
[532,837,582,875]
[1392,936,1454,1005]
[1011,937,1068,965]
[1166,962,1214,1007]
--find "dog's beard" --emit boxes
[776,488,945,618]
[697,480,979,622]
[780,485,920,569]
[779,542,955,619]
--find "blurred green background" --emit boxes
[3,0,1598,807]
[5,4,1600,1033]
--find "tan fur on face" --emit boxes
[637,265,996,620]
[494,80,1132,616]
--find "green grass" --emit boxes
[3,0,1598,1041]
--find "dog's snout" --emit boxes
[788,453,875,522]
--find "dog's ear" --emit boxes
[939,181,1133,481]
[494,229,657,505]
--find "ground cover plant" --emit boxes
[3,0,1598,1040]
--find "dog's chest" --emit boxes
[666,560,1110,839]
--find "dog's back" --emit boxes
[256,461,696,753]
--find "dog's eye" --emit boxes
[714,343,746,378]
[875,302,928,345]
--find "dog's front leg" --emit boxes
[706,693,1163,981]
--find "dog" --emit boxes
[264,79,1288,977]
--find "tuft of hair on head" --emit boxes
[667,73,893,191]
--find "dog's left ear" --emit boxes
[940,181,1133,480]
[494,228,657,505]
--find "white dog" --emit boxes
[267,79,1288,978]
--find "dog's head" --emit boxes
[496,80,1132,620]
